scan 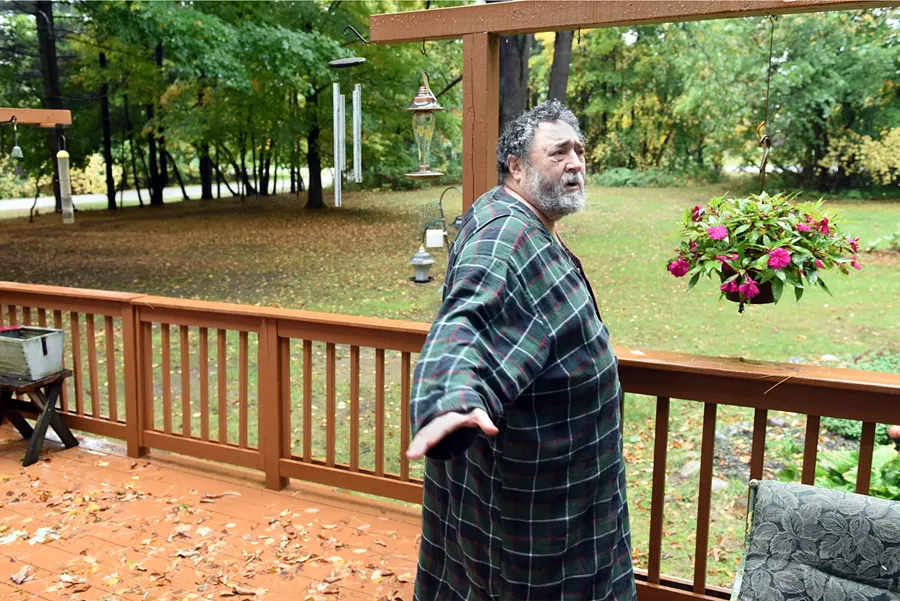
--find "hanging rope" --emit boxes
[758,15,779,192]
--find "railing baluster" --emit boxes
[279,337,291,466]
[856,421,877,495]
[802,415,820,485]
[54,310,67,411]
[401,351,411,480]
[86,314,100,418]
[38,308,47,327]
[22,307,32,325]
[162,324,172,434]
[199,327,209,441]
[375,348,385,477]
[350,345,360,472]
[303,340,312,461]
[217,330,227,444]
[648,396,670,585]
[6,305,17,325]
[693,402,717,595]
[326,343,336,466]
[749,408,768,480]
[71,312,84,416]
[142,321,154,435]
[105,316,117,422]
[239,331,249,449]
[181,325,191,438]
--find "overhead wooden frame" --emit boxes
[0,108,72,129]
[370,0,897,212]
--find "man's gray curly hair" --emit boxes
[496,99,583,184]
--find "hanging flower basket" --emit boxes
[666,192,862,313]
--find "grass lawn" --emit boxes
[2,183,899,586]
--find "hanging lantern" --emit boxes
[405,71,445,181]
[10,118,22,159]
[57,149,74,225]
[408,245,436,283]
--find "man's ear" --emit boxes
[507,156,525,184]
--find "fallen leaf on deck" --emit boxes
[177,549,201,558]
[321,524,336,530]
[10,565,33,585]
[375,540,387,547]
[304,508,319,514]
[397,573,413,583]
[220,584,267,597]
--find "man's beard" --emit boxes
[524,164,586,221]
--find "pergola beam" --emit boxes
[371,0,894,44]
[0,108,71,128]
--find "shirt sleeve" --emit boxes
[410,241,553,459]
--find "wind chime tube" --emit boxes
[339,93,347,173]
[57,150,74,225]
[332,82,342,208]
[352,84,362,183]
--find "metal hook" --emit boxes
[58,133,66,151]
[421,40,427,56]
[1,115,15,125]
[343,25,369,45]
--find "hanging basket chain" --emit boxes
[758,15,779,192]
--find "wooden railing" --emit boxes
[2,281,899,601]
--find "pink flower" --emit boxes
[691,205,705,222]
[707,226,727,241]
[690,242,699,253]
[739,277,760,300]
[850,237,859,253]
[797,222,812,233]
[668,258,690,278]
[818,218,830,235]
[815,259,824,269]
[851,256,862,270]
[720,280,739,294]
[716,253,739,265]
[767,248,791,270]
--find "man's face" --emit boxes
[523,120,586,220]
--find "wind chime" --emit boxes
[328,26,367,208]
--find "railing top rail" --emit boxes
[0,281,146,304]
[617,347,900,395]
[133,295,432,337]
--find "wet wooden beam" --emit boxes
[371,1,895,44]
[0,107,71,126]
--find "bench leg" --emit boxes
[26,386,78,450]
[22,396,55,467]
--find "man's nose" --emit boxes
[565,151,585,173]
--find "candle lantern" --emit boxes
[405,71,445,181]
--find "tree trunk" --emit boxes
[99,52,116,210]
[199,142,214,199]
[165,150,189,201]
[34,0,63,211]
[155,43,168,191]
[272,149,278,195]
[305,91,324,209]
[124,95,143,207]
[498,34,533,132]
[214,161,238,196]
[215,145,221,199]
[146,104,163,206]
[548,31,573,104]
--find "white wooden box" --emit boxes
[0,326,65,381]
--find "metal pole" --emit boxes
[352,84,362,183]
[332,82,342,208]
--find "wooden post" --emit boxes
[259,317,288,490]
[123,305,148,457]
[462,32,499,215]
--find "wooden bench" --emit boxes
[0,369,78,466]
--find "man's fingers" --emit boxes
[406,409,498,460]
[471,408,499,436]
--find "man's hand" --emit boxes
[406,408,498,460]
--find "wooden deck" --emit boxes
[0,424,420,601]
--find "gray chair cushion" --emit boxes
[732,480,900,601]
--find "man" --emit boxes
[407,99,636,601]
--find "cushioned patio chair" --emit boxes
[731,480,900,601]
